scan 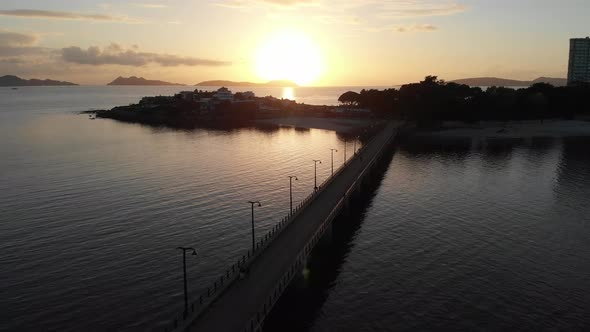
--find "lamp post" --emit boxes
[313,160,322,190]
[330,149,338,175]
[248,200,261,252]
[176,246,197,318]
[343,139,348,165]
[288,176,298,214]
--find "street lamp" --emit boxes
[176,246,197,318]
[313,160,322,190]
[288,176,298,214]
[330,149,338,175]
[343,139,347,165]
[248,200,261,252]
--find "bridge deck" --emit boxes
[184,122,397,332]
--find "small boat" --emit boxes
[11,87,18,90]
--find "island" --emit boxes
[88,75,590,137]
[0,75,78,86]
[450,76,567,87]
[90,87,373,133]
[195,80,298,87]
[107,76,185,86]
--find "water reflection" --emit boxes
[288,135,590,332]
[554,137,590,224]
[282,87,295,101]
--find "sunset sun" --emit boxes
[255,30,323,86]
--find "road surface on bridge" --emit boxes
[185,122,397,332]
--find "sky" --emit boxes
[0,0,588,86]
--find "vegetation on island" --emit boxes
[94,88,371,130]
[0,75,78,86]
[338,76,590,126]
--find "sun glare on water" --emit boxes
[255,30,323,86]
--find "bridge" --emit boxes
[162,121,399,332]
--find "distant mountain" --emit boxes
[450,77,567,87]
[195,80,298,87]
[107,76,185,86]
[531,77,568,86]
[0,75,77,86]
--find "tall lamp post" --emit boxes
[176,246,197,318]
[288,176,298,214]
[330,148,338,175]
[343,139,347,165]
[313,160,322,190]
[248,200,261,252]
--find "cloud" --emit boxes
[260,0,317,5]
[0,30,48,56]
[217,0,465,34]
[134,3,168,8]
[0,9,140,23]
[0,30,37,46]
[61,44,231,67]
[393,24,438,32]
[377,2,467,18]
[218,0,318,8]
[0,57,26,64]
[219,0,465,16]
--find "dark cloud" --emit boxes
[0,57,26,64]
[0,9,138,22]
[0,31,46,56]
[0,46,47,56]
[0,30,37,46]
[61,44,231,67]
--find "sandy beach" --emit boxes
[255,116,375,134]
[414,120,590,138]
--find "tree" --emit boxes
[338,91,360,106]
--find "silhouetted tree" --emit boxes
[338,91,360,106]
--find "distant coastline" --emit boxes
[107,76,185,86]
[0,75,78,87]
[195,80,298,87]
[450,76,567,87]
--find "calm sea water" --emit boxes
[0,86,363,332]
[266,136,590,331]
[1,86,589,331]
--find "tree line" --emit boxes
[338,76,590,126]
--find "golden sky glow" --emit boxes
[0,1,589,86]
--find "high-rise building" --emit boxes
[567,37,590,85]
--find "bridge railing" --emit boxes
[243,123,397,332]
[162,121,390,332]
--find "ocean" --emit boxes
[1,86,589,331]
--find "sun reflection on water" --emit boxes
[282,87,295,101]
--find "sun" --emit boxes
[255,30,323,86]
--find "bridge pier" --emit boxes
[319,220,333,245]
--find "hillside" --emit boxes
[195,80,298,87]
[0,75,77,86]
[107,76,185,86]
[450,76,567,87]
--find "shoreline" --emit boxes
[83,109,377,135]
[413,120,590,139]
[255,116,376,134]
